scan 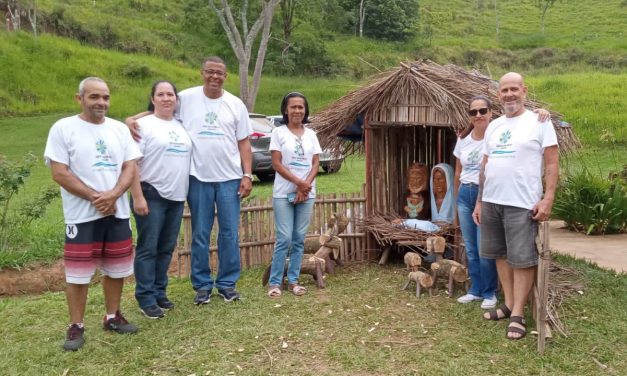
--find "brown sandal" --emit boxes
[483,304,511,321]
[506,316,527,340]
[267,285,282,298]
[288,283,307,296]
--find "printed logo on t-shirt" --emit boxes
[165,130,190,155]
[92,139,118,170]
[198,111,225,137]
[66,224,78,239]
[467,149,481,171]
[492,130,515,157]
[288,138,310,168]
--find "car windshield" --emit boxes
[249,114,275,134]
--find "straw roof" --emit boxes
[311,60,580,155]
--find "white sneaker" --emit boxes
[480,296,498,309]
[457,294,483,304]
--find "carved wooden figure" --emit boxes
[401,271,434,298]
[403,251,422,272]
[404,162,429,219]
[430,259,468,297]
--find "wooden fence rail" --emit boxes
[176,186,369,277]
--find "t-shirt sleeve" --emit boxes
[235,102,252,141]
[540,120,558,149]
[269,127,281,152]
[311,130,322,154]
[453,138,462,158]
[121,126,143,162]
[43,122,68,166]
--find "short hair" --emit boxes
[202,56,226,69]
[147,80,179,112]
[469,95,491,109]
[280,92,310,125]
[78,77,106,96]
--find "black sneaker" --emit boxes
[217,287,240,302]
[194,289,211,305]
[157,298,175,310]
[103,311,138,334]
[140,305,165,319]
[63,324,85,351]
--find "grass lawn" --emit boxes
[0,255,625,375]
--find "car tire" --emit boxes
[322,160,342,174]
[256,172,275,182]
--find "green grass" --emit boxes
[0,255,625,375]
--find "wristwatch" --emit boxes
[243,173,253,180]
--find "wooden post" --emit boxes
[536,221,551,354]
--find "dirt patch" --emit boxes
[0,255,191,297]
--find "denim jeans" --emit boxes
[457,183,498,299]
[268,197,315,286]
[187,176,241,291]
[132,183,184,308]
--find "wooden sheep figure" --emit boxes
[430,259,468,297]
[426,236,446,263]
[403,251,422,272]
[401,271,434,298]
[262,213,348,289]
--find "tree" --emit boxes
[536,0,560,34]
[208,0,281,111]
[340,0,419,41]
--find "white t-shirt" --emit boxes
[453,135,483,185]
[176,86,252,182]
[269,125,322,198]
[136,115,192,201]
[44,115,142,224]
[482,110,558,210]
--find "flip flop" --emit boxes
[288,283,307,296]
[506,316,527,340]
[483,304,511,321]
[267,285,282,298]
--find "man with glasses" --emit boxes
[127,57,253,305]
[472,72,558,340]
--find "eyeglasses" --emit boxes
[468,108,489,116]
[203,70,226,77]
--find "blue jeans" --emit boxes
[187,176,241,291]
[132,183,184,308]
[269,197,315,286]
[457,183,498,299]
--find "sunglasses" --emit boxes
[468,108,489,116]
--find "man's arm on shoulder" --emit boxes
[50,161,99,202]
[532,145,559,221]
[125,111,152,141]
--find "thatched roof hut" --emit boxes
[310,60,579,257]
[312,60,579,155]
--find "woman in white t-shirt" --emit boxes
[130,81,192,318]
[267,92,322,298]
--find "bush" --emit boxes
[0,153,59,251]
[553,170,626,235]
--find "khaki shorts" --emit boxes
[479,202,538,268]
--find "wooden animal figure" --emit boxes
[426,236,446,262]
[401,271,434,298]
[403,251,422,272]
[262,213,349,289]
[430,259,468,297]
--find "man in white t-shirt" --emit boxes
[472,72,559,340]
[126,57,253,305]
[44,77,142,351]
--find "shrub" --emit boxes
[553,170,626,235]
[121,62,153,79]
[0,153,59,251]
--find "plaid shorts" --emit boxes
[64,216,134,284]
[479,202,539,268]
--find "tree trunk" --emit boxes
[358,0,365,38]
